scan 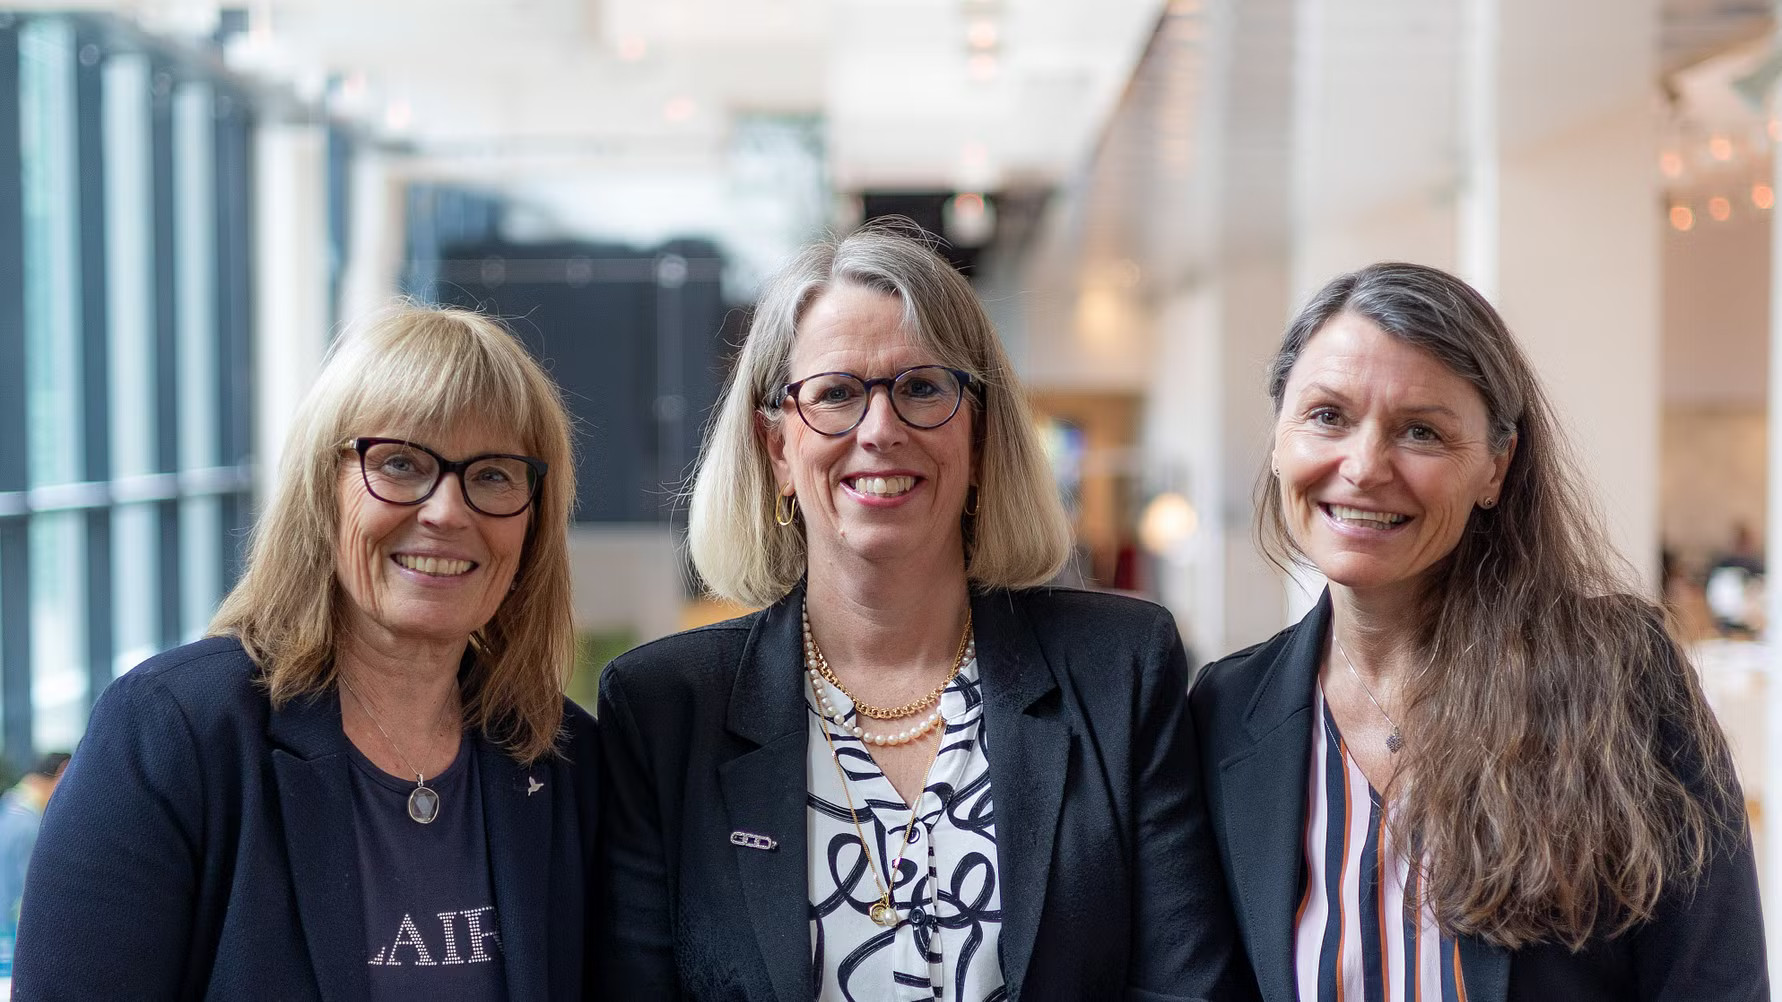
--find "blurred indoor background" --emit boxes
[4,0,1782,972]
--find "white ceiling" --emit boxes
[56,0,1164,196]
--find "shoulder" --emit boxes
[991,585,1177,639]
[1190,619,1305,712]
[600,610,762,705]
[95,635,266,731]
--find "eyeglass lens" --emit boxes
[360,441,537,516]
[793,366,964,435]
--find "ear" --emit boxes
[1485,431,1517,498]
[756,410,794,491]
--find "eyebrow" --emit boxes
[1300,382,1463,422]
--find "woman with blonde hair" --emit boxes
[597,222,1252,1001]
[1192,262,1765,1000]
[16,306,598,1000]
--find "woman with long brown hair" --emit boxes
[1191,262,1764,1000]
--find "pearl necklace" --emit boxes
[802,603,975,747]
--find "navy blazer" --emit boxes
[12,635,599,1001]
[1190,593,1768,1002]
[596,583,1256,1002]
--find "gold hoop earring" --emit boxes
[775,493,798,527]
[963,486,980,516]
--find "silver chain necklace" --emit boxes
[1334,639,1404,754]
[340,675,448,824]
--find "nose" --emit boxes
[1338,427,1392,489]
[417,472,477,528]
[853,385,907,449]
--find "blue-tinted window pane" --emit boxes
[104,52,156,479]
[112,503,158,676]
[179,496,219,642]
[20,18,82,489]
[29,512,85,751]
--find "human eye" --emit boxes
[1405,423,1443,443]
[1306,406,1343,427]
[803,376,861,405]
[901,375,943,399]
[375,449,425,476]
[472,465,513,486]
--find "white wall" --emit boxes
[1496,98,1662,587]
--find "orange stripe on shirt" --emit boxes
[1453,941,1467,1002]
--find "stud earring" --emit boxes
[1480,497,1498,509]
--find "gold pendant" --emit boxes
[869,898,898,927]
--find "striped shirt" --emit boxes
[1294,684,1467,1002]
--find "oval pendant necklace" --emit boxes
[340,675,449,824]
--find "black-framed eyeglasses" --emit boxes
[344,437,548,518]
[775,365,979,437]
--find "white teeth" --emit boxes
[394,554,474,577]
[1329,504,1407,526]
[851,475,916,497]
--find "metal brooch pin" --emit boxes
[729,831,778,851]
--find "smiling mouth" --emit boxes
[393,554,477,577]
[1322,503,1410,529]
[846,475,918,498]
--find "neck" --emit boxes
[1328,581,1423,686]
[335,629,464,739]
[803,556,972,694]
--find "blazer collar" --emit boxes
[479,738,556,1001]
[1241,590,1327,741]
[970,588,1068,1001]
[268,689,370,1002]
[721,584,817,1002]
[725,582,809,747]
[1217,591,1326,1002]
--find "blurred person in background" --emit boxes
[14,306,597,1000]
[1191,262,1765,1001]
[0,752,69,973]
[597,222,1254,1001]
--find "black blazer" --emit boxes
[596,584,1256,1001]
[1189,593,1768,1002]
[12,636,600,1001]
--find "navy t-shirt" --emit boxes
[348,733,508,1000]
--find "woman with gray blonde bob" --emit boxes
[16,306,599,1000]
[1192,261,1765,1001]
[598,221,1253,1001]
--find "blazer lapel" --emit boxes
[268,690,370,1002]
[1217,592,1327,1002]
[972,589,1069,1002]
[719,589,815,1002]
[1458,936,1510,1002]
[481,739,553,1000]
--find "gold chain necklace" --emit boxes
[802,606,972,720]
[810,674,944,927]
